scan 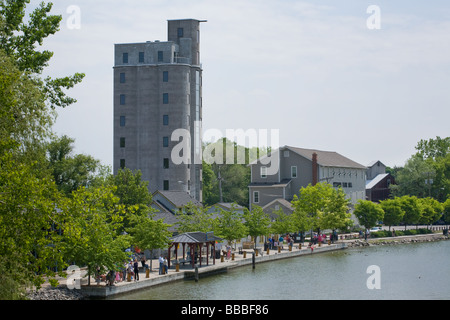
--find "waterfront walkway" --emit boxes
[45,231,448,298]
[72,241,346,298]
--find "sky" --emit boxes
[33,0,450,169]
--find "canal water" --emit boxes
[110,240,450,300]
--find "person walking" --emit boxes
[133,259,140,281]
[164,256,168,275]
[159,254,164,275]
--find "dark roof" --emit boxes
[153,190,202,208]
[286,146,366,169]
[152,211,179,232]
[170,232,222,243]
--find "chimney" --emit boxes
[312,153,318,186]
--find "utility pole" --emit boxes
[218,165,224,203]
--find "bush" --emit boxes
[370,228,432,238]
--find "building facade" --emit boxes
[248,146,367,212]
[113,19,205,201]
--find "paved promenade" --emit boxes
[71,241,346,298]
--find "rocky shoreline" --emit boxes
[27,287,89,300]
[346,233,449,248]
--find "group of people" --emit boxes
[267,235,295,250]
[95,255,147,286]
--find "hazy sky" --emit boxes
[35,0,450,169]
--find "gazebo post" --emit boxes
[206,242,209,266]
[168,244,171,269]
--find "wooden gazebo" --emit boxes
[168,232,223,269]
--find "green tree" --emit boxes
[321,186,352,232]
[60,186,131,286]
[399,195,422,230]
[215,205,247,250]
[47,135,100,196]
[127,214,172,272]
[291,182,350,234]
[176,202,216,234]
[353,200,384,230]
[443,198,450,227]
[243,205,271,248]
[0,0,85,108]
[379,198,405,230]
[0,149,64,295]
[390,155,435,198]
[270,209,295,236]
[418,197,443,228]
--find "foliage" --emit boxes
[270,209,295,235]
[176,202,217,234]
[391,136,450,201]
[353,200,384,229]
[59,186,132,285]
[46,135,100,195]
[399,195,422,229]
[418,197,443,227]
[0,0,85,109]
[291,182,352,233]
[379,198,405,229]
[202,138,267,207]
[443,198,450,225]
[0,149,64,289]
[215,205,247,248]
[127,214,172,254]
[243,205,271,244]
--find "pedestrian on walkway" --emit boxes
[164,256,168,274]
[141,254,146,268]
[133,259,139,281]
[159,254,164,275]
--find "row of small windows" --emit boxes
[119,71,169,83]
[122,51,165,64]
[333,182,353,188]
[119,92,169,105]
[119,115,169,127]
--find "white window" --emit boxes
[284,151,289,157]
[253,191,259,203]
[291,166,297,178]
[260,166,267,178]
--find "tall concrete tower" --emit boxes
[113,19,205,201]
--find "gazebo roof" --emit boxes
[170,232,222,243]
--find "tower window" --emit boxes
[163,71,169,82]
[158,51,163,62]
[163,93,169,104]
[120,159,126,169]
[120,116,126,127]
[178,28,184,37]
[163,137,169,147]
[123,53,128,64]
[163,158,169,169]
[163,180,169,191]
[120,94,126,105]
[139,52,144,63]
[163,115,169,126]
[120,73,126,83]
[120,137,126,148]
